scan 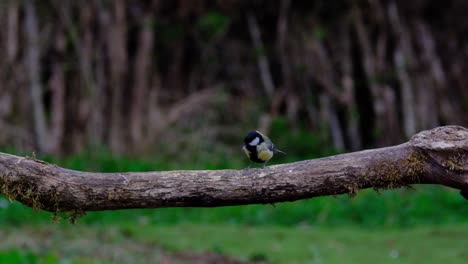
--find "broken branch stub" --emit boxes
[409,125,468,198]
[409,125,468,151]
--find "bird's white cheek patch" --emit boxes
[249,137,260,146]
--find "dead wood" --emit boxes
[0,126,467,213]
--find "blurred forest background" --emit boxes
[1,0,468,263]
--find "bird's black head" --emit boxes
[243,130,264,147]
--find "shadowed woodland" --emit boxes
[2,1,468,263]
[0,0,467,155]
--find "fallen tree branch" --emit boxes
[0,126,467,213]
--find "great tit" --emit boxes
[242,130,285,168]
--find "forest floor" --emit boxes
[0,223,467,263]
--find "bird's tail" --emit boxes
[274,147,286,155]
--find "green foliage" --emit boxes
[313,25,328,40]
[197,12,230,40]
[0,250,37,264]
[269,117,339,162]
[160,22,185,42]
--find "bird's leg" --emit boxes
[244,163,253,170]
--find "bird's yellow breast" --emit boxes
[258,150,273,161]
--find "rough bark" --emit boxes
[0,126,467,213]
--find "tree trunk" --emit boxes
[0,126,467,213]
[247,11,275,99]
[48,26,66,155]
[24,0,50,154]
[389,1,417,138]
[108,1,127,153]
[130,13,154,147]
[6,1,19,62]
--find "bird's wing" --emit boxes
[257,131,272,145]
[256,131,285,154]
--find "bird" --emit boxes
[242,130,285,168]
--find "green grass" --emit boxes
[1,224,468,264]
[143,224,468,264]
[0,250,43,264]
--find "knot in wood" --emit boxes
[409,126,468,151]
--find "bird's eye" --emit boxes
[249,137,260,146]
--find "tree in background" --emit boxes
[0,0,467,155]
